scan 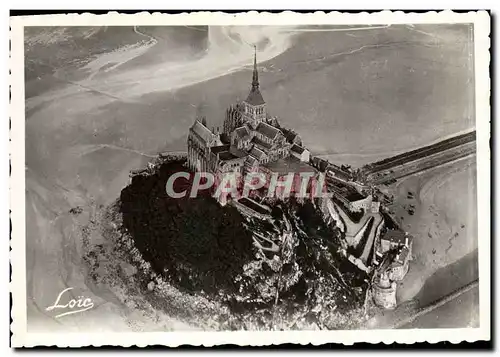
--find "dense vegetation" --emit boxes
[120,160,255,295]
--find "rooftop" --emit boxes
[250,147,267,161]
[263,156,316,175]
[246,88,266,106]
[190,120,214,144]
[256,122,281,140]
[219,133,231,145]
[291,144,306,154]
[327,180,365,202]
[245,155,259,166]
[235,126,251,139]
[327,165,352,182]
[218,151,239,161]
[210,145,230,155]
[252,136,273,151]
[311,157,329,172]
[391,245,410,267]
[229,146,248,158]
[281,127,299,144]
[382,229,411,245]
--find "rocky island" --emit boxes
[79,50,477,330]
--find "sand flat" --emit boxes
[384,156,478,318]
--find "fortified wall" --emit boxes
[364,138,476,185]
[128,151,188,184]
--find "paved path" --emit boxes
[359,213,383,263]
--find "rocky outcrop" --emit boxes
[319,197,345,232]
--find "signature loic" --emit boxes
[45,287,95,318]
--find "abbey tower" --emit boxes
[241,46,267,128]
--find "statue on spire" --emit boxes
[252,45,259,90]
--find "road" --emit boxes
[362,131,476,184]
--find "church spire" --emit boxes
[252,45,259,90]
[244,45,265,107]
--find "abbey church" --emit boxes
[187,49,311,178]
[184,49,413,301]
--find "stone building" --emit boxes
[187,48,312,190]
[187,120,222,172]
[387,244,411,281]
[371,228,413,309]
[326,164,353,184]
[379,229,413,257]
[378,230,412,281]
[349,194,373,212]
[290,144,310,162]
[326,176,373,213]
[223,104,243,134]
[372,272,397,309]
[370,201,381,213]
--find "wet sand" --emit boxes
[381,155,478,328]
[403,286,479,329]
[401,251,479,328]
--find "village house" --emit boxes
[387,244,411,281]
[379,229,413,257]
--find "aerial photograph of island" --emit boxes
[24,23,478,332]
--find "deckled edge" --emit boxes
[9,10,491,347]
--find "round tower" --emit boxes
[372,272,397,310]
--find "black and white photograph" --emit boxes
[10,11,491,346]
